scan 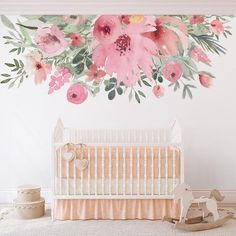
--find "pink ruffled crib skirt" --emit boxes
[53,199,179,220]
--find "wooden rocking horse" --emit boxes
[172,183,224,223]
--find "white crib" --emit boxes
[52,119,184,220]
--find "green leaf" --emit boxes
[1,78,11,83]
[3,36,13,39]
[135,91,141,103]
[105,83,114,91]
[16,23,38,30]
[108,90,116,100]
[116,87,123,95]
[5,63,15,67]
[9,48,17,53]
[142,80,152,87]
[74,63,84,74]
[14,59,19,67]
[72,53,84,64]
[8,80,15,89]
[1,74,10,77]
[110,77,117,84]
[182,86,187,99]
[129,90,133,101]
[138,90,146,98]
[85,58,92,69]
[158,76,163,83]
[1,15,15,30]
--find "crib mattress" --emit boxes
[53,199,180,220]
[55,178,179,195]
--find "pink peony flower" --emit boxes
[67,83,88,104]
[87,64,106,82]
[189,15,204,25]
[68,33,84,47]
[143,16,188,56]
[25,52,52,85]
[62,15,84,26]
[210,19,224,35]
[199,73,213,88]
[153,85,164,98]
[48,66,71,94]
[92,16,157,87]
[34,25,68,55]
[190,47,211,64]
[93,16,121,42]
[162,62,182,82]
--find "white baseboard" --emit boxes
[0,188,235,204]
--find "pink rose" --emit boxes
[162,62,182,82]
[34,25,68,55]
[190,47,211,64]
[210,19,224,35]
[93,16,121,42]
[189,15,204,25]
[199,73,213,88]
[67,83,88,104]
[153,85,164,98]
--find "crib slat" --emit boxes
[137,147,140,195]
[116,147,119,195]
[67,161,69,195]
[95,146,98,195]
[87,146,90,195]
[81,148,84,195]
[102,147,105,195]
[172,148,176,191]
[109,146,112,195]
[130,147,133,195]
[165,147,168,195]
[59,147,62,195]
[144,146,147,195]
[151,146,154,195]
[123,147,126,195]
[158,147,161,195]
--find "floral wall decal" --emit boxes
[0,15,233,104]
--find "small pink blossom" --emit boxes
[67,83,88,104]
[87,64,106,82]
[92,16,157,87]
[48,67,71,94]
[153,85,164,98]
[25,52,52,85]
[210,19,224,35]
[162,62,182,82]
[62,15,84,26]
[34,25,68,55]
[93,15,121,42]
[119,15,130,25]
[189,15,204,25]
[190,47,211,64]
[68,33,84,47]
[199,73,213,88]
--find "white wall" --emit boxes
[0,17,236,202]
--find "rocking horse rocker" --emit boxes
[163,183,235,231]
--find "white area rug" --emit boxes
[0,208,236,236]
